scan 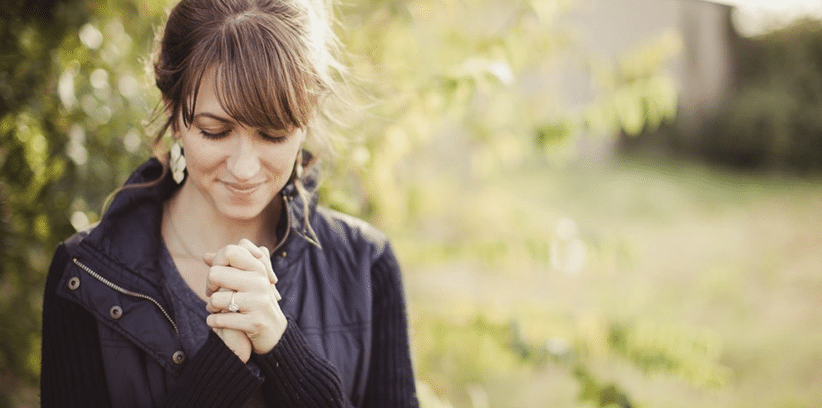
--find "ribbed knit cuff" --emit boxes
[253,318,349,407]
[164,331,263,408]
[361,247,419,408]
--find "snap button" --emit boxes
[172,350,186,365]
[109,305,123,320]
[280,251,287,258]
[68,277,80,290]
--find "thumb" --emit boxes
[203,252,215,266]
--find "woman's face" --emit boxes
[176,68,305,222]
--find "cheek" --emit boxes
[267,143,302,173]
[182,139,224,172]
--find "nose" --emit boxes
[226,130,260,181]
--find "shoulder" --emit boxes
[49,225,92,268]
[311,205,390,259]
[308,206,406,297]
[46,223,100,287]
[61,224,95,252]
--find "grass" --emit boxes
[396,155,822,408]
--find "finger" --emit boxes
[206,289,231,313]
[237,240,276,284]
[207,309,287,354]
[206,312,281,340]
[258,245,278,284]
[206,287,282,313]
[206,265,269,295]
[206,312,247,331]
[203,252,215,267]
[221,245,267,275]
[208,246,230,267]
[207,290,247,313]
[205,280,233,301]
[237,239,264,258]
[212,327,251,363]
[272,284,282,302]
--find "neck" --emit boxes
[163,182,282,260]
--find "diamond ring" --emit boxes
[227,291,240,313]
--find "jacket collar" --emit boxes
[80,155,319,284]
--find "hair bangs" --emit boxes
[211,14,318,132]
[155,0,345,154]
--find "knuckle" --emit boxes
[251,316,266,333]
[225,245,241,257]
[254,275,269,287]
[207,267,223,282]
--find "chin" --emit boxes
[218,204,268,222]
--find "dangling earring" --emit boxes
[294,149,304,179]
[170,140,187,184]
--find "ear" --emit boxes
[166,105,182,140]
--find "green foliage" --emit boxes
[1,0,685,405]
[574,366,633,408]
[415,315,528,387]
[583,30,681,138]
[411,306,730,408]
[325,0,583,227]
[1,0,163,404]
[1,1,87,403]
[609,320,728,387]
[699,19,822,171]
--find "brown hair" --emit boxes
[107,0,344,231]
[151,0,343,158]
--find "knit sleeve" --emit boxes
[252,318,353,407]
[250,244,418,408]
[360,244,419,408]
[161,331,264,407]
[41,243,112,408]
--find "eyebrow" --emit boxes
[192,112,234,123]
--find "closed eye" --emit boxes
[259,131,290,144]
[200,129,230,140]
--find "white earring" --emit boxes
[170,140,187,184]
[295,149,304,179]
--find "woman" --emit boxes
[40,0,419,406]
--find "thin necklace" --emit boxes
[163,202,209,262]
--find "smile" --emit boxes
[223,181,263,194]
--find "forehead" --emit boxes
[192,67,227,117]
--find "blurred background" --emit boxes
[2,0,822,406]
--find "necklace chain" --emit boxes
[162,199,281,260]
[163,203,209,261]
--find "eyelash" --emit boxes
[199,130,289,144]
[199,130,229,140]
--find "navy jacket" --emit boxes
[41,158,418,407]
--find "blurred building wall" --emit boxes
[677,0,737,148]
[558,0,736,159]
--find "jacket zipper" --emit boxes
[69,196,293,335]
[71,258,180,335]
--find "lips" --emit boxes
[223,181,263,194]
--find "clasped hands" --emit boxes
[203,239,287,363]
